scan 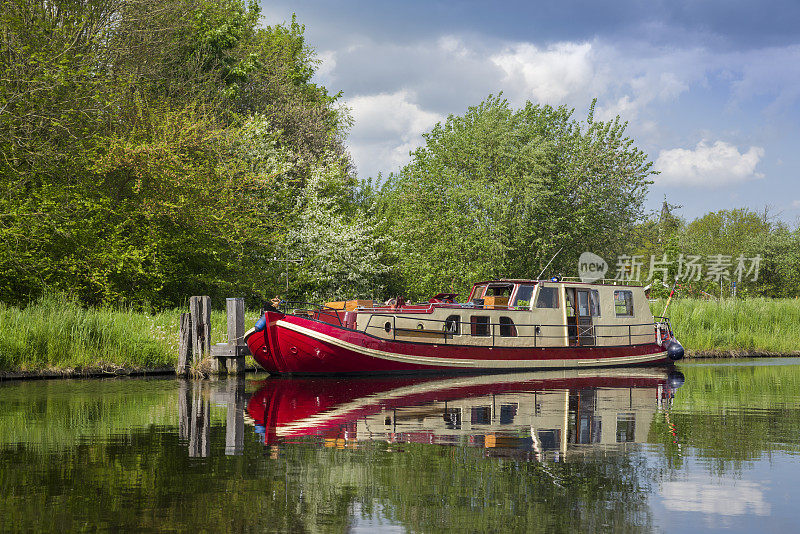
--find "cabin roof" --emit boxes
[471,278,644,288]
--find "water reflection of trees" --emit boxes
[2,364,800,531]
[648,363,800,473]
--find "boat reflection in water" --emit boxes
[246,367,684,461]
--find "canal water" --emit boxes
[1,359,799,533]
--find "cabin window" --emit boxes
[512,284,535,308]
[499,317,517,337]
[470,284,487,300]
[486,284,513,297]
[471,406,491,425]
[616,414,636,442]
[444,315,461,335]
[537,429,560,450]
[589,289,601,317]
[565,290,575,317]
[470,316,490,337]
[577,290,591,317]
[614,290,634,316]
[443,408,461,429]
[500,404,517,424]
[536,286,560,308]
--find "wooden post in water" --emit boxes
[178,380,190,439]
[189,296,211,367]
[225,377,246,455]
[177,313,192,376]
[188,381,210,458]
[211,297,249,374]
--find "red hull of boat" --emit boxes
[245,311,671,375]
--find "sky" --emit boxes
[258,0,800,223]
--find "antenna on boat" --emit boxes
[661,279,679,317]
[536,247,563,280]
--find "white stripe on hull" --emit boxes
[278,320,667,369]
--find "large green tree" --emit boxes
[376,96,655,300]
[0,0,370,307]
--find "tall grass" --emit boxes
[651,298,800,355]
[0,294,174,371]
[3,294,798,371]
[0,294,260,372]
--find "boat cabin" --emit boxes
[321,279,657,348]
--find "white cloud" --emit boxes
[333,37,701,178]
[792,200,800,208]
[437,35,470,58]
[346,91,444,177]
[302,24,800,188]
[490,42,600,104]
[661,479,770,516]
[316,50,337,78]
[654,140,765,187]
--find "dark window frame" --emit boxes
[614,290,634,317]
[536,286,560,309]
[499,316,517,337]
[445,315,461,335]
[470,316,491,337]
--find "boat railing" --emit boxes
[557,277,645,287]
[360,313,670,347]
[278,301,344,327]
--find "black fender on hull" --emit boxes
[666,340,685,361]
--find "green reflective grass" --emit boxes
[651,298,800,354]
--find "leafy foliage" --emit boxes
[0,0,368,308]
[376,96,654,300]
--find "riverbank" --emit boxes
[650,298,800,357]
[2,295,800,378]
[0,295,259,379]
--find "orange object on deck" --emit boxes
[325,300,373,311]
[482,296,509,309]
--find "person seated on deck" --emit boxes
[385,297,406,309]
[265,296,282,312]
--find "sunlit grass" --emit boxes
[3,294,797,372]
[0,294,260,372]
[651,298,800,355]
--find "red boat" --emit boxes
[244,278,684,375]
[246,367,684,452]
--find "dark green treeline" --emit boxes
[2,0,799,310]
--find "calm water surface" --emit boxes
[1,359,799,532]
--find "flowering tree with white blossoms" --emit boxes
[287,156,392,302]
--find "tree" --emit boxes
[0,0,355,307]
[288,156,391,302]
[377,96,655,300]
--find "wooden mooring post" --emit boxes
[190,295,211,363]
[178,296,250,376]
[178,378,245,457]
[177,313,192,376]
[177,296,211,376]
[210,297,250,375]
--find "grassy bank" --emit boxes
[650,298,800,356]
[3,295,800,374]
[0,295,257,374]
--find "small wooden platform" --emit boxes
[178,296,251,376]
[210,298,250,375]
